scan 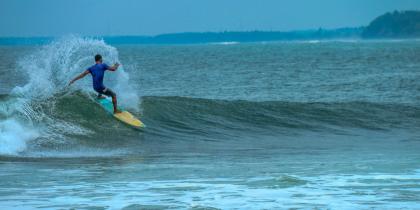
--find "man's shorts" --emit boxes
[97,88,116,98]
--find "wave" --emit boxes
[5,93,420,138]
[1,90,418,157]
[142,96,418,133]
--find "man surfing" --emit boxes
[69,54,121,114]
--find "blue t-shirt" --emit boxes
[88,63,109,92]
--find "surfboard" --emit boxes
[96,97,145,129]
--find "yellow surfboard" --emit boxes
[97,98,145,129]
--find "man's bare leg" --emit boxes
[112,95,122,114]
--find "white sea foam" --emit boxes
[210,41,240,45]
[0,119,38,155]
[3,170,420,209]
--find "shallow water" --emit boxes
[0,38,419,209]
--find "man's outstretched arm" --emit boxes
[107,63,120,71]
[69,70,90,86]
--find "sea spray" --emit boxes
[12,35,139,106]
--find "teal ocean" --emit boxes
[0,37,419,209]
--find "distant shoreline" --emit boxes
[0,28,362,45]
[1,10,419,45]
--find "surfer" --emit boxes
[69,54,122,114]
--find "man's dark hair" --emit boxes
[95,54,102,62]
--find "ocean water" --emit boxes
[0,37,419,209]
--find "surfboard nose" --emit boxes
[114,111,145,128]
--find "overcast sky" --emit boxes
[1,0,420,37]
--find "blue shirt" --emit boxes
[87,63,109,92]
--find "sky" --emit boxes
[1,0,420,37]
